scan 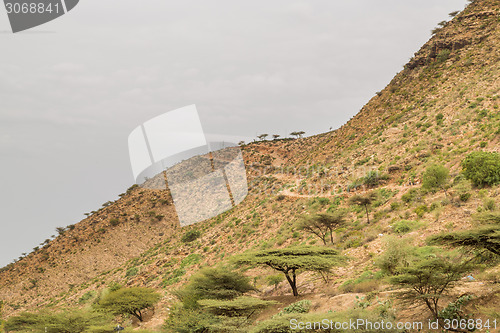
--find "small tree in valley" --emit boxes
[98,287,160,322]
[233,246,344,296]
[390,251,473,320]
[428,225,500,256]
[422,164,449,196]
[349,192,377,224]
[296,212,345,245]
[175,267,255,309]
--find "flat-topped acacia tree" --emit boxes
[98,287,160,322]
[428,211,500,256]
[232,246,345,296]
[390,251,474,320]
[429,225,500,256]
[296,212,345,245]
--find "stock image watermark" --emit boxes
[290,318,498,331]
[3,0,79,33]
[128,105,248,227]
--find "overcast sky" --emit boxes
[0,0,468,267]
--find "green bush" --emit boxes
[175,267,255,309]
[390,202,400,211]
[164,307,219,333]
[459,193,471,202]
[392,220,421,234]
[5,310,111,333]
[339,271,383,293]
[181,230,201,243]
[414,205,428,218]
[362,171,388,187]
[78,291,97,304]
[401,189,420,203]
[484,198,496,211]
[125,267,138,278]
[436,113,444,125]
[461,151,500,186]
[98,287,160,322]
[266,274,284,290]
[438,295,474,320]
[275,300,311,316]
[109,218,119,226]
[375,237,415,275]
[436,49,451,64]
[422,164,449,192]
[199,296,277,317]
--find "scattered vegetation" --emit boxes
[461,151,500,186]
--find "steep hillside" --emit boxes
[0,0,499,331]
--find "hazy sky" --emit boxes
[0,0,467,267]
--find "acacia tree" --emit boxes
[257,134,268,141]
[175,267,255,309]
[272,134,280,140]
[290,131,305,139]
[233,246,344,296]
[429,225,500,256]
[5,310,110,333]
[296,212,345,245]
[349,192,377,224]
[98,287,160,322]
[390,253,473,320]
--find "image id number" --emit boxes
[5,2,61,14]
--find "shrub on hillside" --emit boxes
[401,188,420,204]
[461,151,500,186]
[459,193,472,202]
[5,310,110,333]
[164,307,219,333]
[339,271,383,293]
[362,171,389,188]
[109,218,119,226]
[199,296,277,317]
[98,287,160,322]
[174,267,255,308]
[422,164,449,194]
[414,205,428,218]
[436,49,451,64]
[392,220,421,234]
[438,295,474,320]
[181,229,201,243]
[375,237,415,275]
[275,300,311,316]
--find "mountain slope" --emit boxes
[0,0,499,330]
